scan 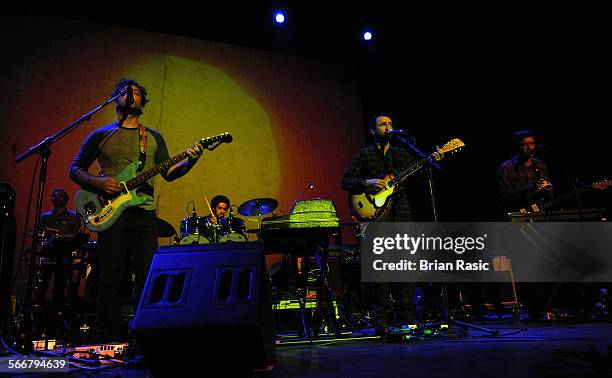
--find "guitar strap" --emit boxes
[137,124,147,172]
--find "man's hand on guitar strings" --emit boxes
[536,179,553,191]
[365,179,386,193]
[99,176,122,195]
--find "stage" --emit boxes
[1,6,611,378]
[1,321,611,377]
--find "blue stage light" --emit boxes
[363,30,373,41]
[274,11,285,24]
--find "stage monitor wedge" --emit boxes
[130,241,275,376]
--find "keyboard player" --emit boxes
[37,188,83,339]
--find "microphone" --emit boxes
[298,183,315,201]
[125,86,134,107]
[387,129,415,144]
[387,130,412,136]
[291,183,316,212]
[191,202,197,218]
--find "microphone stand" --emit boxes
[391,133,498,337]
[291,183,315,213]
[391,133,440,221]
[14,89,127,352]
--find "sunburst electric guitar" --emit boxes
[76,132,233,232]
[348,138,465,222]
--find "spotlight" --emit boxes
[363,30,373,41]
[274,11,285,24]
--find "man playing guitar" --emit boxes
[69,79,204,343]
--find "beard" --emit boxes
[375,132,391,146]
[518,149,535,160]
[117,105,143,116]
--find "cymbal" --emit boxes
[157,218,177,237]
[237,198,278,217]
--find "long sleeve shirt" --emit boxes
[342,144,415,219]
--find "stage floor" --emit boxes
[2,321,611,377]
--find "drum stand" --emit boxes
[211,223,219,243]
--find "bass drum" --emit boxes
[179,234,211,245]
[218,217,247,243]
[179,216,212,244]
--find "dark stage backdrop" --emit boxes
[0,13,363,258]
[1,10,610,260]
[357,13,611,222]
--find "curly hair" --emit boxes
[113,78,149,109]
[211,195,230,209]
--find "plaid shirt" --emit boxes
[497,156,553,212]
[342,144,416,220]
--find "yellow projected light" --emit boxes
[125,55,281,231]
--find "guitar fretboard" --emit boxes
[125,150,193,191]
[123,133,231,191]
[387,154,435,188]
[540,183,598,211]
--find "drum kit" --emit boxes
[174,197,279,245]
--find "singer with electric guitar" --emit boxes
[347,138,464,222]
[68,79,211,343]
[343,113,448,335]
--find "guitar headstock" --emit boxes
[439,138,465,154]
[592,179,611,191]
[433,138,465,161]
[200,132,233,151]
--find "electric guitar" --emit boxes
[348,138,465,222]
[516,179,611,213]
[76,132,233,232]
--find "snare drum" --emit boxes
[218,217,247,243]
[179,216,213,244]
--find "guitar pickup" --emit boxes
[96,195,107,207]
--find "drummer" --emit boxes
[206,194,231,225]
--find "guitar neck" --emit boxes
[388,153,435,188]
[122,132,232,191]
[125,150,193,191]
[540,184,593,211]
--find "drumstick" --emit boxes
[202,194,214,216]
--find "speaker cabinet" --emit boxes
[130,242,275,376]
